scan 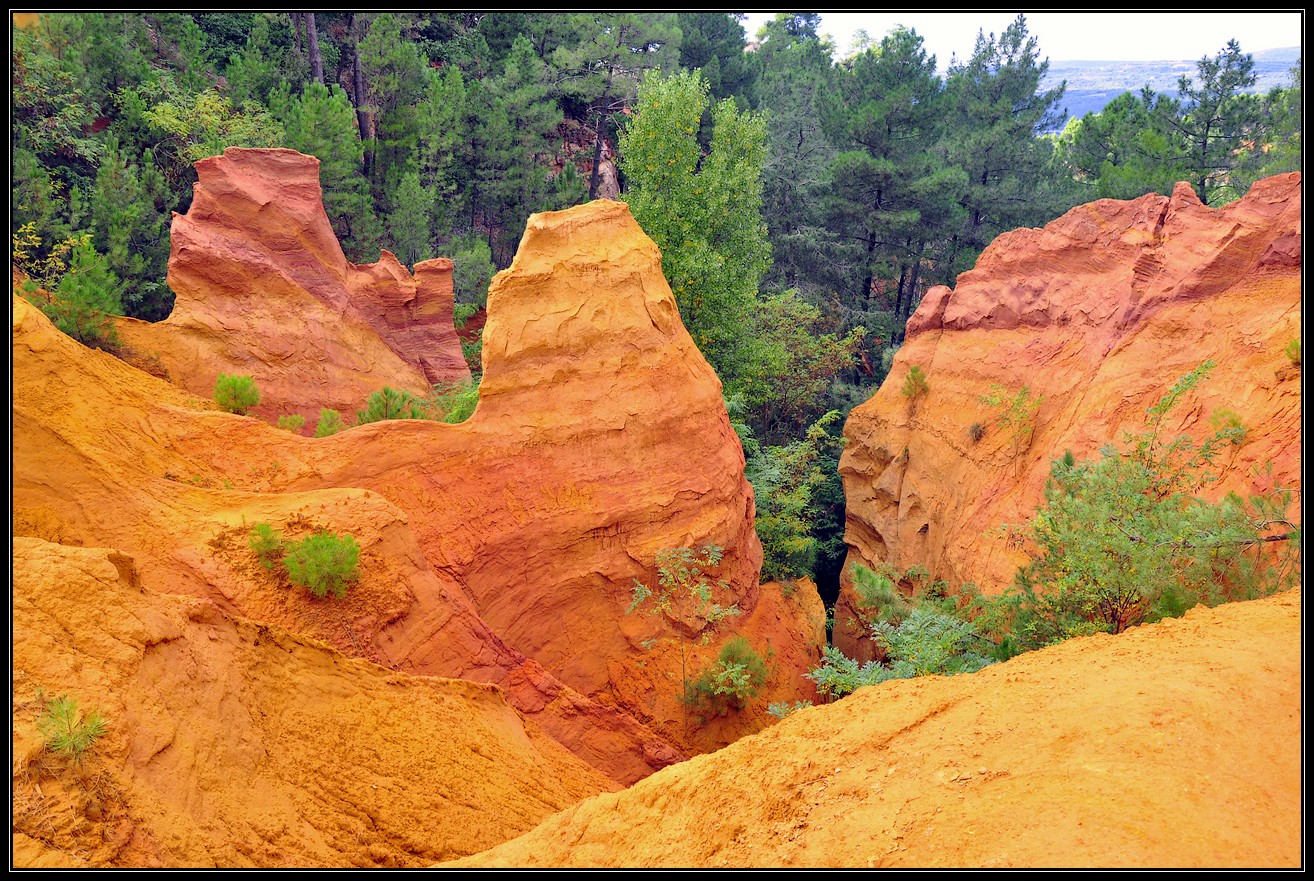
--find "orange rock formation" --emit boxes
[13,192,823,783]
[448,588,1302,869]
[12,537,617,867]
[115,148,469,423]
[835,174,1303,658]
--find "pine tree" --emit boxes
[277,81,381,262]
[387,171,433,267]
[943,15,1069,279]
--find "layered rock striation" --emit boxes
[115,148,468,422]
[12,538,617,867]
[14,188,822,783]
[836,174,1303,658]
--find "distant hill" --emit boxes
[1040,46,1301,131]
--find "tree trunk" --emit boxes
[347,14,371,176]
[861,232,879,312]
[588,68,616,201]
[306,12,323,84]
[895,255,923,344]
[588,111,608,201]
[291,12,303,55]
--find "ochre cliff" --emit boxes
[12,537,617,868]
[115,148,469,423]
[835,174,1302,659]
[448,588,1302,869]
[13,195,822,781]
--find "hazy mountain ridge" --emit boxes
[1041,46,1300,128]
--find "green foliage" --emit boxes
[627,546,742,715]
[1054,91,1187,201]
[449,233,495,309]
[214,373,260,415]
[88,135,174,319]
[628,546,740,626]
[1284,338,1301,366]
[850,563,915,627]
[43,238,124,350]
[737,292,864,444]
[869,609,993,678]
[249,522,284,570]
[979,383,1043,456]
[944,15,1071,266]
[744,409,845,581]
[900,365,928,400]
[767,699,813,720]
[1208,408,1247,445]
[144,88,284,163]
[314,408,346,438]
[356,387,429,424]
[804,645,888,700]
[996,361,1301,653]
[684,636,770,718]
[428,380,480,424]
[387,170,433,267]
[620,68,772,386]
[283,530,361,599]
[276,414,305,433]
[274,80,380,262]
[807,606,992,700]
[37,694,107,763]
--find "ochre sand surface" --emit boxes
[451,588,1301,868]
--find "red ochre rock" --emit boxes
[836,173,1302,660]
[115,148,468,423]
[13,197,822,780]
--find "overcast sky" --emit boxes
[740,12,1304,65]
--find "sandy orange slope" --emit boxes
[12,537,617,868]
[450,587,1301,868]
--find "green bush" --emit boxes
[356,386,428,424]
[283,530,360,599]
[806,608,992,700]
[249,522,284,571]
[1284,338,1300,366]
[1208,407,1247,445]
[743,409,845,581]
[276,414,305,433]
[767,699,813,719]
[994,360,1300,653]
[39,239,124,351]
[850,563,914,628]
[214,373,260,415]
[37,694,107,763]
[805,645,887,700]
[450,232,495,310]
[979,383,1042,455]
[684,636,770,718]
[628,546,742,716]
[314,408,346,437]
[429,380,480,424]
[900,364,929,399]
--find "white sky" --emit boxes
[740,11,1304,65]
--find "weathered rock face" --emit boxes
[12,538,617,868]
[449,588,1303,869]
[14,196,822,777]
[115,148,468,423]
[13,294,676,785]
[836,174,1302,659]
